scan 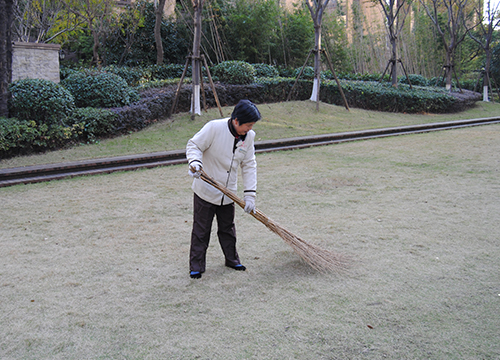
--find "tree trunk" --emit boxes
[155,0,166,65]
[92,27,101,67]
[306,0,329,104]
[191,0,204,117]
[483,46,491,101]
[390,36,398,87]
[0,0,13,118]
[310,24,321,102]
[445,51,452,91]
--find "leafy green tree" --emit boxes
[281,3,314,68]
[465,0,500,100]
[12,0,66,43]
[306,0,330,102]
[374,0,412,87]
[398,4,442,78]
[224,0,281,64]
[104,1,188,66]
[419,0,472,90]
[63,0,116,66]
[321,6,350,73]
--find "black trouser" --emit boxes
[190,193,241,273]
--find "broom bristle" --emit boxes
[198,169,351,273]
[257,212,351,273]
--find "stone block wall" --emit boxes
[12,42,61,83]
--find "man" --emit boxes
[186,99,261,279]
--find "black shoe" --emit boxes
[226,264,246,271]
[190,271,202,279]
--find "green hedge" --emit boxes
[9,78,75,126]
[3,72,480,158]
[211,61,255,85]
[321,81,457,113]
[1,108,117,157]
[62,70,140,108]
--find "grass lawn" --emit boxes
[1,100,499,169]
[1,121,499,358]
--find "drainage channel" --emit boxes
[1,117,498,188]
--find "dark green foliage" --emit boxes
[252,63,279,78]
[212,61,255,84]
[400,74,429,86]
[105,1,189,66]
[0,118,42,154]
[102,65,146,86]
[429,77,446,87]
[223,0,281,64]
[338,72,385,82]
[321,81,458,113]
[293,66,315,80]
[8,79,75,126]
[69,107,117,141]
[279,5,314,68]
[490,42,500,87]
[60,67,79,81]
[4,65,481,157]
[150,64,192,80]
[62,70,139,108]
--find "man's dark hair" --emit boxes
[231,100,261,124]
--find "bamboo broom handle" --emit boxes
[197,168,269,224]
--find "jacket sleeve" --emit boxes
[240,131,257,198]
[186,122,214,168]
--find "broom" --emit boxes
[197,168,350,273]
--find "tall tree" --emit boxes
[191,0,204,116]
[63,0,115,66]
[0,0,14,118]
[465,0,500,101]
[154,0,167,65]
[306,0,330,103]
[419,0,471,90]
[12,0,66,43]
[376,0,412,87]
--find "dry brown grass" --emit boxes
[1,124,499,359]
[199,169,351,273]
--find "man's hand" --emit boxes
[244,195,255,214]
[189,163,202,179]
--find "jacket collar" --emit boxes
[228,118,247,141]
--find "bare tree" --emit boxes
[306,0,330,103]
[154,0,167,65]
[419,0,471,91]
[12,0,67,43]
[376,0,412,87]
[0,0,14,117]
[465,0,500,101]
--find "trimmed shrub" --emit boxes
[429,77,446,87]
[277,66,294,78]
[150,64,192,80]
[293,66,315,80]
[211,61,255,85]
[321,80,457,113]
[102,65,146,87]
[0,117,41,154]
[8,78,75,127]
[62,70,140,108]
[252,63,279,78]
[68,107,117,141]
[400,74,429,86]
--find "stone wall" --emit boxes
[12,42,61,83]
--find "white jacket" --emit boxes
[186,118,257,205]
